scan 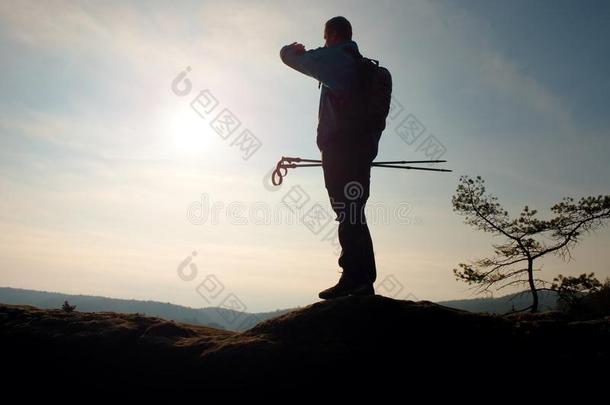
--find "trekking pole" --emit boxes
[271,156,452,186]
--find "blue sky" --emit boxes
[0,0,609,312]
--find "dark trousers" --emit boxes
[321,142,377,285]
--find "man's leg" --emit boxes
[360,217,377,284]
[332,178,376,285]
[350,197,376,285]
[318,145,376,299]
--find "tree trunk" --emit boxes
[527,258,539,313]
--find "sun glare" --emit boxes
[162,107,211,156]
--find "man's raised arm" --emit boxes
[279,42,338,90]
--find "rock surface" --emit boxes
[1,295,607,392]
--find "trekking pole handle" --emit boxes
[271,156,451,186]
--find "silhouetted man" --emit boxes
[280,16,377,299]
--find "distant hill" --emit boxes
[0,287,291,332]
[439,289,558,313]
[0,286,557,332]
[1,295,606,393]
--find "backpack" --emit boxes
[336,47,393,144]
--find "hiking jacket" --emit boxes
[280,40,363,151]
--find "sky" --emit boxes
[0,0,609,312]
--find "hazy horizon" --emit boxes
[1,0,609,312]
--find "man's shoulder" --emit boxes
[337,40,360,51]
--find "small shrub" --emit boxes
[61,301,76,313]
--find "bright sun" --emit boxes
[163,106,211,157]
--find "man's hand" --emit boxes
[289,41,306,55]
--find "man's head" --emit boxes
[324,16,352,47]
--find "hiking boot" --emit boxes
[350,283,375,296]
[318,272,375,300]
